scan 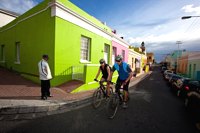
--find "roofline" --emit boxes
[0,1,130,47]
[0,8,20,18]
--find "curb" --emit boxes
[0,97,93,121]
[0,71,152,121]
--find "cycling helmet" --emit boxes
[99,58,105,64]
[115,55,123,61]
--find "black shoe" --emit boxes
[41,96,47,100]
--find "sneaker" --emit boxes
[122,102,128,109]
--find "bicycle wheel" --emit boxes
[106,93,119,119]
[92,88,104,109]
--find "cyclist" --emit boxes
[109,55,133,108]
[94,59,111,97]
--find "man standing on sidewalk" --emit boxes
[38,54,52,100]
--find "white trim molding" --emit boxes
[112,34,130,48]
[51,1,130,48]
[51,2,112,41]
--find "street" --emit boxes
[0,67,199,133]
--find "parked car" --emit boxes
[172,78,190,96]
[185,88,200,112]
[164,73,174,81]
[164,70,173,75]
[161,66,167,73]
[180,80,200,97]
[163,70,173,77]
[168,74,182,87]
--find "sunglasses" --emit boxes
[100,62,104,64]
[115,60,121,62]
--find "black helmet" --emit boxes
[42,54,49,59]
[115,55,123,61]
[99,59,105,64]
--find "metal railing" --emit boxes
[72,65,84,81]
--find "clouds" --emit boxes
[182,4,200,15]
[0,0,200,63]
[0,0,42,14]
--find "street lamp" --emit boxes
[181,16,200,20]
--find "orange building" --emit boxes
[147,53,154,65]
[178,54,188,74]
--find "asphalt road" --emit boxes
[0,67,199,133]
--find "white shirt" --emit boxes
[38,59,52,80]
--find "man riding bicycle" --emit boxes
[109,55,133,108]
[94,59,111,97]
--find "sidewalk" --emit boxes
[0,67,152,121]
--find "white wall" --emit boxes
[0,12,16,27]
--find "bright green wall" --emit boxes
[0,0,114,91]
[58,0,112,33]
[53,17,111,86]
[0,0,55,84]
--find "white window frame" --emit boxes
[0,45,5,63]
[80,36,91,63]
[15,42,20,64]
[112,46,117,65]
[104,44,110,64]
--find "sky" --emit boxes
[0,0,200,62]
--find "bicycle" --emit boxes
[106,83,129,119]
[92,79,113,109]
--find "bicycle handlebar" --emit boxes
[94,79,115,85]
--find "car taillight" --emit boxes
[185,86,190,91]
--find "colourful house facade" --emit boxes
[128,47,142,73]
[178,53,188,74]
[147,53,154,65]
[0,0,140,93]
[0,0,116,92]
[187,52,200,80]
[111,37,129,65]
[0,0,150,92]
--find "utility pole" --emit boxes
[176,41,182,73]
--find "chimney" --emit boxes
[112,29,116,34]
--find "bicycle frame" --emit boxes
[92,80,113,109]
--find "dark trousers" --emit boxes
[115,77,130,92]
[41,80,51,97]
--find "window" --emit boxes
[104,44,110,64]
[15,42,20,64]
[122,50,125,61]
[1,45,5,62]
[132,58,134,68]
[112,47,117,65]
[193,64,196,79]
[80,36,91,62]
[112,47,117,57]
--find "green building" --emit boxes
[188,52,200,80]
[0,0,117,92]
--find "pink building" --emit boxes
[111,35,129,65]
